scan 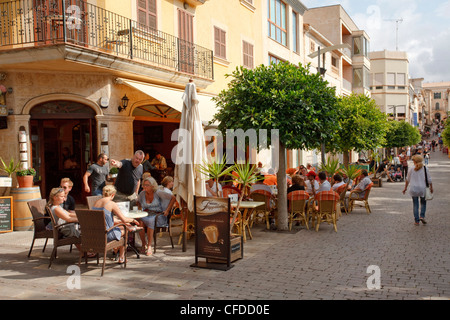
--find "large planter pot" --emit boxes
[371,177,382,187]
[17,175,34,188]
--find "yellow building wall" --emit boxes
[195,0,264,95]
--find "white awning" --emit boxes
[119,78,217,122]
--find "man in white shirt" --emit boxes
[305,171,319,195]
[317,172,331,193]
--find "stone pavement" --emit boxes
[0,150,449,302]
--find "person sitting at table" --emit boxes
[287,174,306,194]
[206,178,222,197]
[92,185,142,264]
[156,176,177,214]
[317,171,331,193]
[250,174,274,194]
[306,163,316,173]
[137,177,165,256]
[263,168,277,185]
[47,187,80,241]
[331,173,345,192]
[150,152,167,170]
[305,171,319,195]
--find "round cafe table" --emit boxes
[123,210,148,258]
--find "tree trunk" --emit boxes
[276,145,288,231]
[343,151,350,168]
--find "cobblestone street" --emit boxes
[0,150,449,303]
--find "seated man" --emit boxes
[332,173,345,192]
[316,171,331,193]
[347,169,372,205]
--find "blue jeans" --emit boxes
[412,196,426,222]
[92,188,103,196]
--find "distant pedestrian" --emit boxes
[402,155,433,226]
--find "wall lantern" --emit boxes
[117,94,129,112]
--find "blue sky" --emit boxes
[301,0,450,83]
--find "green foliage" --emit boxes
[109,167,119,175]
[327,93,388,154]
[0,157,20,177]
[197,154,235,192]
[16,168,36,176]
[230,162,261,230]
[212,62,339,151]
[442,119,450,148]
[383,120,421,148]
[319,158,340,178]
[338,165,361,181]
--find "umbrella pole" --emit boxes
[182,199,188,252]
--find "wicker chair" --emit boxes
[249,190,275,229]
[311,191,340,232]
[45,205,81,268]
[335,184,349,216]
[287,190,310,231]
[153,212,174,254]
[348,182,374,214]
[221,185,242,198]
[27,199,52,257]
[75,209,128,276]
[86,195,102,209]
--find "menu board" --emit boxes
[0,196,13,233]
[192,196,232,270]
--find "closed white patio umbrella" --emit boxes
[173,80,208,251]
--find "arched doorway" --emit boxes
[132,104,181,183]
[29,101,97,202]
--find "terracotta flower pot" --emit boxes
[17,175,34,188]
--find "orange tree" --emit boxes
[326,94,388,168]
[212,62,339,231]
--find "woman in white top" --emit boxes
[402,155,433,225]
[206,178,222,197]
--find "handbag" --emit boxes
[424,166,433,201]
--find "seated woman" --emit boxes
[287,174,306,194]
[92,185,141,264]
[137,177,165,256]
[47,187,81,241]
[156,176,177,215]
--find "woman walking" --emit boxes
[402,155,433,225]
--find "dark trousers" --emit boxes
[402,165,408,179]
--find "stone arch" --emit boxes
[21,93,102,115]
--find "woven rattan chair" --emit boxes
[45,205,81,268]
[348,182,374,214]
[153,212,174,254]
[335,184,348,216]
[86,195,102,209]
[287,190,310,231]
[311,191,340,232]
[75,209,128,276]
[27,199,52,257]
[249,190,275,229]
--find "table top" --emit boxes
[124,210,148,218]
[231,201,265,209]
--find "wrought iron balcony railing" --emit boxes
[0,0,213,79]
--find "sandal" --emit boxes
[145,247,152,256]
[118,257,127,264]
[140,245,147,254]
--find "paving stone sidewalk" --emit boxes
[0,150,449,301]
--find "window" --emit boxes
[214,27,226,59]
[434,92,442,99]
[353,68,363,88]
[243,41,254,69]
[436,102,440,110]
[387,72,396,89]
[268,0,287,46]
[397,73,406,85]
[292,11,299,53]
[374,73,383,89]
[269,54,284,64]
[137,0,157,29]
[310,41,315,53]
[353,36,369,57]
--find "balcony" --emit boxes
[0,0,214,80]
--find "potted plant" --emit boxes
[109,166,119,178]
[198,154,235,198]
[319,158,340,183]
[16,168,36,188]
[0,157,20,195]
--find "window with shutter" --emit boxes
[243,41,254,69]
[214,27,226,59]
[137,0,157,29]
